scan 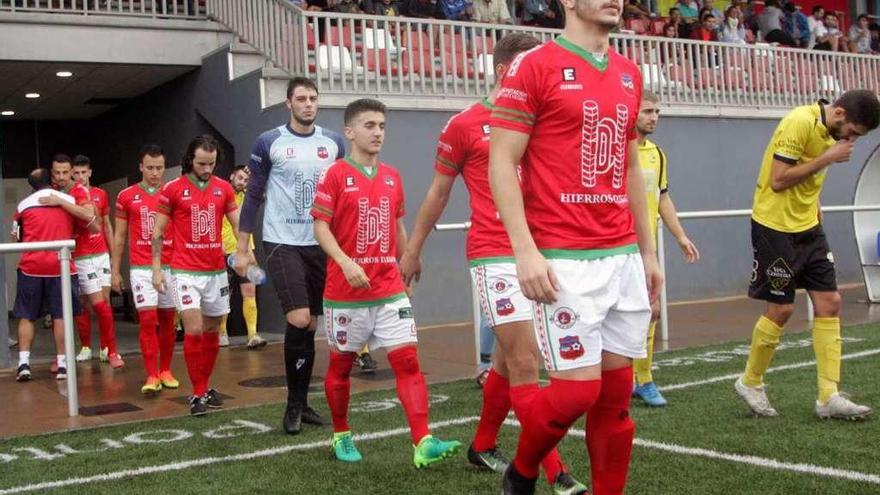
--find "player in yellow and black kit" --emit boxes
[221,165,266,349]
[632,91,700,407]
[736,90,880,420]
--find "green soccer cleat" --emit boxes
[413,435,462,468]
[331,431,362,462]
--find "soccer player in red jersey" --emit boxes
[313,99,461,466]
[70,155,123,369]
[112,145,180,394]
[489,1,662,492]
[400,33,588,494]
[151,135,242,416]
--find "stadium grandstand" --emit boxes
[1,0,880,494]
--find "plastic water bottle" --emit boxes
[227,254,267,285]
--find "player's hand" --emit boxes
[823,139,855,164]
[111,271,124,293]
[234,250,256,277]
[399,249,422,286]
[677,235,700,263]
[643,254,664,304]
[152,269,166,294]
[342,258,371,289]
[516,248,559,304]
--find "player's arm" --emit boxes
[40,194,100,232]
[151,212,170,294]
[236,137,271,269]
[111,217,128,293]
[489,128,558,304]
[658,193,699,263]
[314,219,370,289]
[400,172,455,285]
[770,126,855,192]
[627,140,663,303]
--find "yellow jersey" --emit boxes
[638,139,668,245]
[222,190,254,254]
[752,102,835,233]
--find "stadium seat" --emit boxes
[472,34,495,54]
[440,48,475,79]
[475,53,495,82]
[651,18,667,36]
[317,44,354,72]
[365,48,403,76]
[439,31,469,57]
[364,27,399,55]
[329,27,355,49]
[626,18,650,35]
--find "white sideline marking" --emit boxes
[0,416,479,495]
[661,348,880,392]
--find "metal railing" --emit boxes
[0,240,79,417]
[435,204,880,363]
[0,0,206,18]
[206,0,880,110]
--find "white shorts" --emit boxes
[533,253,651,372]
[130,268,177,310]
[74,254,111,295]
[471,261,532,327]
[173,272,230,317]
[324,295,418,353]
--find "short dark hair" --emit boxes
[669,7,680,14]
[344,98,387,126]
[51,153,71,166]
[139,144,164,162]
[833,89,880,130]
[181,134,220,174]
[72,154,90,167]
[703,13,716,21]
[857,13,868,21]
[493,33,541,68]
[231,164,248,175]
[783,2,796,13]
[286,77,318,100]
[28,168,52,190]
[823,12,836,20]
[812,5,824,14]
[642,90,660,103]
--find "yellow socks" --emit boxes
[243,296,258,339]
[813,317,841,404]
[633,321,656,385]
[219,314,228,336]
[743,316,783,387]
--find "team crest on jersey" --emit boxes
[621,74,635,95]
[562,68,576,81]
[286,147,296,157]
[182,294,193,305]
[496,298,515,316]
[212,188,222,197]
[317,146,329,159]
[558,335,585,360]
[490,277,510,294]
[335,314,351,327]
[552,307,578,329]
[384,176,395,187]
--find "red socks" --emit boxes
[138,310,159,378]
[202,332,220,390]
[325,351,356,432]
[75,310,90,348]
[387,346,430,445]
[184,333,205,396]
[157,309,177,373]
[508,382,569,484]
[587,367,635,495]
[93,300,117,355]
[472,369,512,451]
[512,378,601,479]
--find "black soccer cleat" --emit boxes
[467,444,510,473]
[190,396,208,416]
[502,464,537,495]
[301,405,328,426]
[357,352,377,374]
[16,364,31,382]
[283,404,303,435]
[205,388,224,409]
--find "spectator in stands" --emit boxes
[691,13,719,40]
[402,0,437,18]
[818,12,850,51]
[757,0,796,46]
[739,0,759,32]
[849,14,873,53]
[623,0,652,20]
[675,0,698,19]
[783,3,811,48]
[437,0,471,20]
[373,0,403,15]
[304,0,329,10]
[663,22,679,38]
[871,22,880,53]
[329,0,364,13]
[669,7,693,38]
[807,5,825,47]
[472,0,512,24]
[522,0,561,27]
[719,5,748,43]
[703,0,723,23]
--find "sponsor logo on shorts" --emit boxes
[558,335,584,360]
[398,307,414,319]
[495,298,515,316]
[490,277,510,293]
[136,295,145,304]
[552,307,578,329]
[102,268,110,274]
[335,314,351,327]
[766,258,793,294]
[220,286,229,297]
[87,273,98,280]
[182,294,193,305]
[336,330,348,345]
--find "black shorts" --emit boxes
[748,220,837,304]
[13,270,82,320]
[264,242,326,316]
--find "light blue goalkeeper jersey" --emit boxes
[240,123,345,246]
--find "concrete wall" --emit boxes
[3,47,878,328]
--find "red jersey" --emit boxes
[436,99,513,262]
[311,158,406,306]
[491,39,642,256]
[158,175,237,273]
[74,186,109,258]
[116,183,173,268]
[13,189,77,277]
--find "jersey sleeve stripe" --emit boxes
[773,153,799,165]
[492,113,535,127]
[312,203,334,217]
[435,156,461,172]
[492,106,535,119]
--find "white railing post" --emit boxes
[59,245,79,417]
